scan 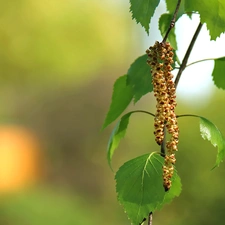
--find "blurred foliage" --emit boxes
[0,188,100,225]
[0,0,131,85]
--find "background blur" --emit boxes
[0,0,225,224]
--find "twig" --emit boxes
[176,114,199,118]
[186,58,216,68]
[160,126,166,157]
[127,110,155,117]
[148,212,153,225]
[174,22,203,88]
[162,0,182,42]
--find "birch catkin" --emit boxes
[146,41,179,191]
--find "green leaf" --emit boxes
[185,0,225,40]
[212,57,225,89]
[157,169,182,210]
[178,114,225,168]
[173,50,181,66]
[199,117,225,168]
[107,112,133,168]
[127,55,152,103]
[158,13,178,50]
[129,0,160,34]
[107,110,155,168]
[116,153,181,225]
[102,75,133,129]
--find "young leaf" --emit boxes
[127,54,153,103]
[185,0,225,40]
[212,57,225,90]
[115,152,181,225]
[107,112,133,168]
[158,13,178,50]
[199,117,225,168]
[129,0,160,34]
[102,75,133,129]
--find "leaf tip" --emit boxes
[101,122,107,131]
[107,149,114,171]
[211,164,218,171]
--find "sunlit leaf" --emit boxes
[178,115,225,168]
[127,55,152,103]
[199,117,225,168]
[107,112,133,168]
[185,0,225,40]
[102,75,133,129]
[116,153,181,225]
[212,57,225,90]
[158,13,178,50]
[129,0,160,34]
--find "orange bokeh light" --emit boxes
[0,125,41,193]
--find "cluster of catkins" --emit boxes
[146,41,179,191]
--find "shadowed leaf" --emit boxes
[107,112,133,168]
[212,57,225,90]
[102,75,133,129]
[127,54,152,103]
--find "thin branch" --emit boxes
[160,126,166,157]
[176,114,200,118]
[186,58,217,68]
[174,22,203,88]
[162,0,181,42]
[128,110,155,117]
[148,212,153,225]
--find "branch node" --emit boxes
[162,0,181,42]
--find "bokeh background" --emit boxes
[0,0,225,224]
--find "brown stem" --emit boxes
[160,126,166,157]
[174,22,203,88]
[148,212,153,225]
[126,110,155,117]
[162,0,181,42]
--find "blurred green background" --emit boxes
[0,0,225,224]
